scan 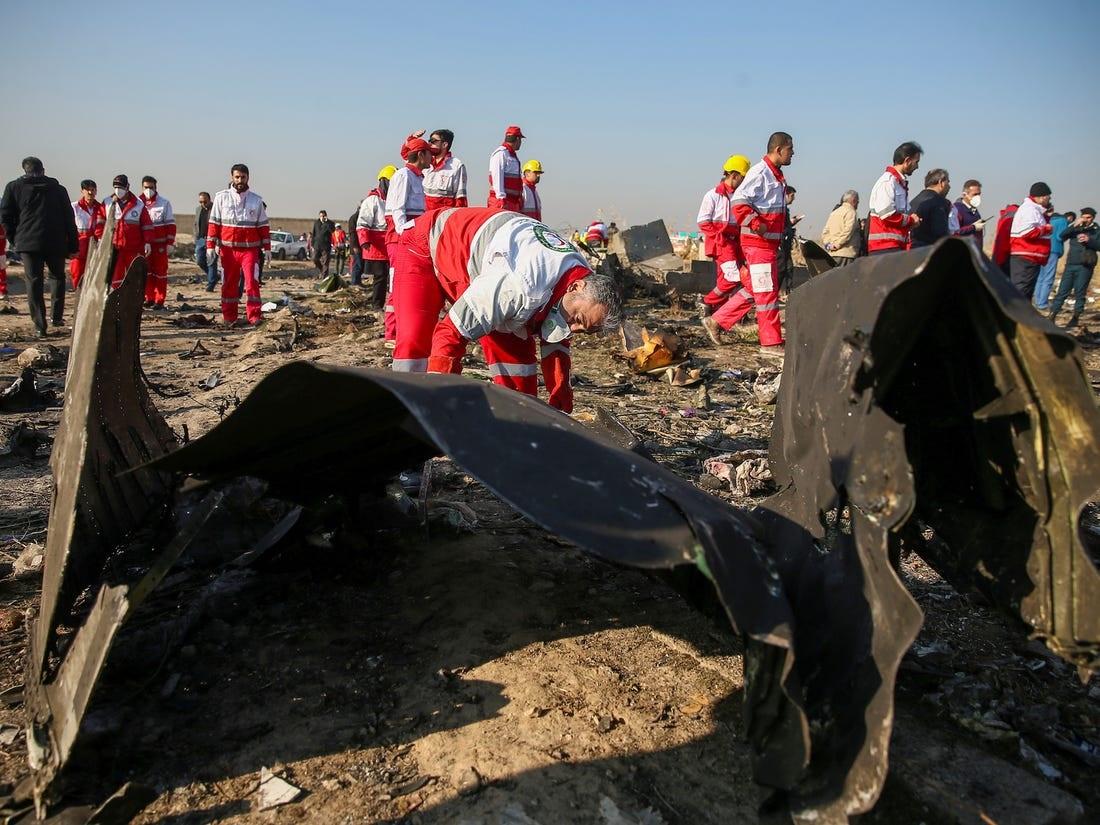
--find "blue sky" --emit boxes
[4,0,1099,238]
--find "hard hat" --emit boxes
[523,160,544,174]
[723,154,751,176]
[378,164,397,181]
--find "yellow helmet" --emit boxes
[723,154,750,176]
[523,159,544,174]
[378,164,398,181]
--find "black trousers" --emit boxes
[313,247,331,277]
[364,259,387,309]
[1009,256,1041,300]
[19,251,66,333]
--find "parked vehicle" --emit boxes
[269,230,308,260]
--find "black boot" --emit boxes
[1067,313,1080,329]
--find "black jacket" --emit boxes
[311,218,335,246]
[194,204,210,239]
[1060,222,1100,270]
[909,189,951,247]
[347,208,361,252]
[0,174,78,256]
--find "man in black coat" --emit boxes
[311,210,335,277]
[909,168,952,248]
[0,157,78,336]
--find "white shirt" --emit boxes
[384,167,426,234]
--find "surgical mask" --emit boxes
[540,305,572,344]
[143,187,155,199]
[969,194,982,208]
[114,187,127,199]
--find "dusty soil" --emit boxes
[0,257,1097,824]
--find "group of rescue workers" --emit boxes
[3,128,1099,415]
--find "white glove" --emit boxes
[166,243,174,254]
[143,243,151,256]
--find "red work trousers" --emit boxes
[110,248,143,289]
[383,240,398,340]
[0,266,6,297]
[713,245,782,346]
[144,248,169,305]
[70,237,91,288]
[220,247,263,323]
[703,256,745,310]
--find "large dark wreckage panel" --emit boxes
[22,236,1100,823]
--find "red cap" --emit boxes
[505,125,526,138]
[401,137,431,160]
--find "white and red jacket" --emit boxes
[356,189,388,260]
[423,208,591,342]
[487,144,523,211]
[423,153,468,210]
[731,157,787,251]
[1009,197,1053,263]
[585,221,607,245]
[206,188,270,253]
[697,181,743,263]
[868,167,915,253]
[109,193,154,252]
[521,182,542,221]
[72,197,106,260]
[384,163,426,246]
[139,192,176,250]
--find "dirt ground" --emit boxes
[0,257,1098,824]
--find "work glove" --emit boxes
[143,244,151,256]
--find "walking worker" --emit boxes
[106,174,153,290]
[1048,208,1100,327]
[311,210,335,277]
[868,141,923,255]
[357,164,396,310]
[1008,182,1055,300]
[423,129,468,209]
[70,179,106,289]
[206,163,270,325]
[696,153,749,318]
[332,223,348,276]
[521,160,544,221]
[0,157,78,337]
[391,207,622,412]
[384,136,431,340]
[138,176,176,309]
[821,190,861,265]
[487,125,525,212]
[196,191,220,291]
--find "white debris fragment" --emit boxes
[256,766,303,810]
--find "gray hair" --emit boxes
[924,168,949,188]
[841,189,859,205]
[582,271,624,330]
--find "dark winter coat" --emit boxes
[0,174,78,256]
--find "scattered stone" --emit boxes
[256,766,303,811]
[16,344,63,370]
[12,543,44,579]
[0,608,21,633]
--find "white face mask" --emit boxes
[114,187,128,199]
[540,305,572,344]
[969,194,982,208]
[143,187,155,199]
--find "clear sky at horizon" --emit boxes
[4,0,1099,238]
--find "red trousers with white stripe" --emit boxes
[712,246,783,346]
[391,240,575,411]
[220,247,263,323]
[110,248,143,289]
[703,255,745,310]
[144,248,169,305]
[384,241,399,340]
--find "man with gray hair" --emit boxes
[392,206,622,412]
[909,168,953,248]
[821,190,861,265]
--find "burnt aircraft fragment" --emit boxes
[25,236,1100,823]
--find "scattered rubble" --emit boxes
[256,767,303,811]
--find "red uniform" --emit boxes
[108,193,155,289]
[423,153,468,210]
[383,163,427,341]
[696,181,745,310]
[867,167,916,254]
[356,190,388,260]
[585,221,608,246]
[70,197,106,288]
[712,157,786,347]
[992,204,1019,272]
[521,182,542,221]
[206,187,270,323]
[139,193,175,305]
[487,144,523,211]
[1009,197,1053,263]
[393,207,591,411]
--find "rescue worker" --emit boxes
[696,154,750,328]
[392,207,622,413]
[423,129,468,209]
[70,179,106,289]
[867,142,923,255]
[487,125,524,211]
[521,160,544,221]
[585,220,608,248]
[107,174,154,290]
[1008,182,1054,300]
[332,223,348,276]
[206,163,270,325]
[357,164,395,310]
[992,203,1019,276]
[703,132,795,358]
[383,136,430,341]
[138,176,175,309]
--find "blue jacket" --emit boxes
[1050,214,1069,258]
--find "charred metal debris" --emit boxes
[15,236,1100,823]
